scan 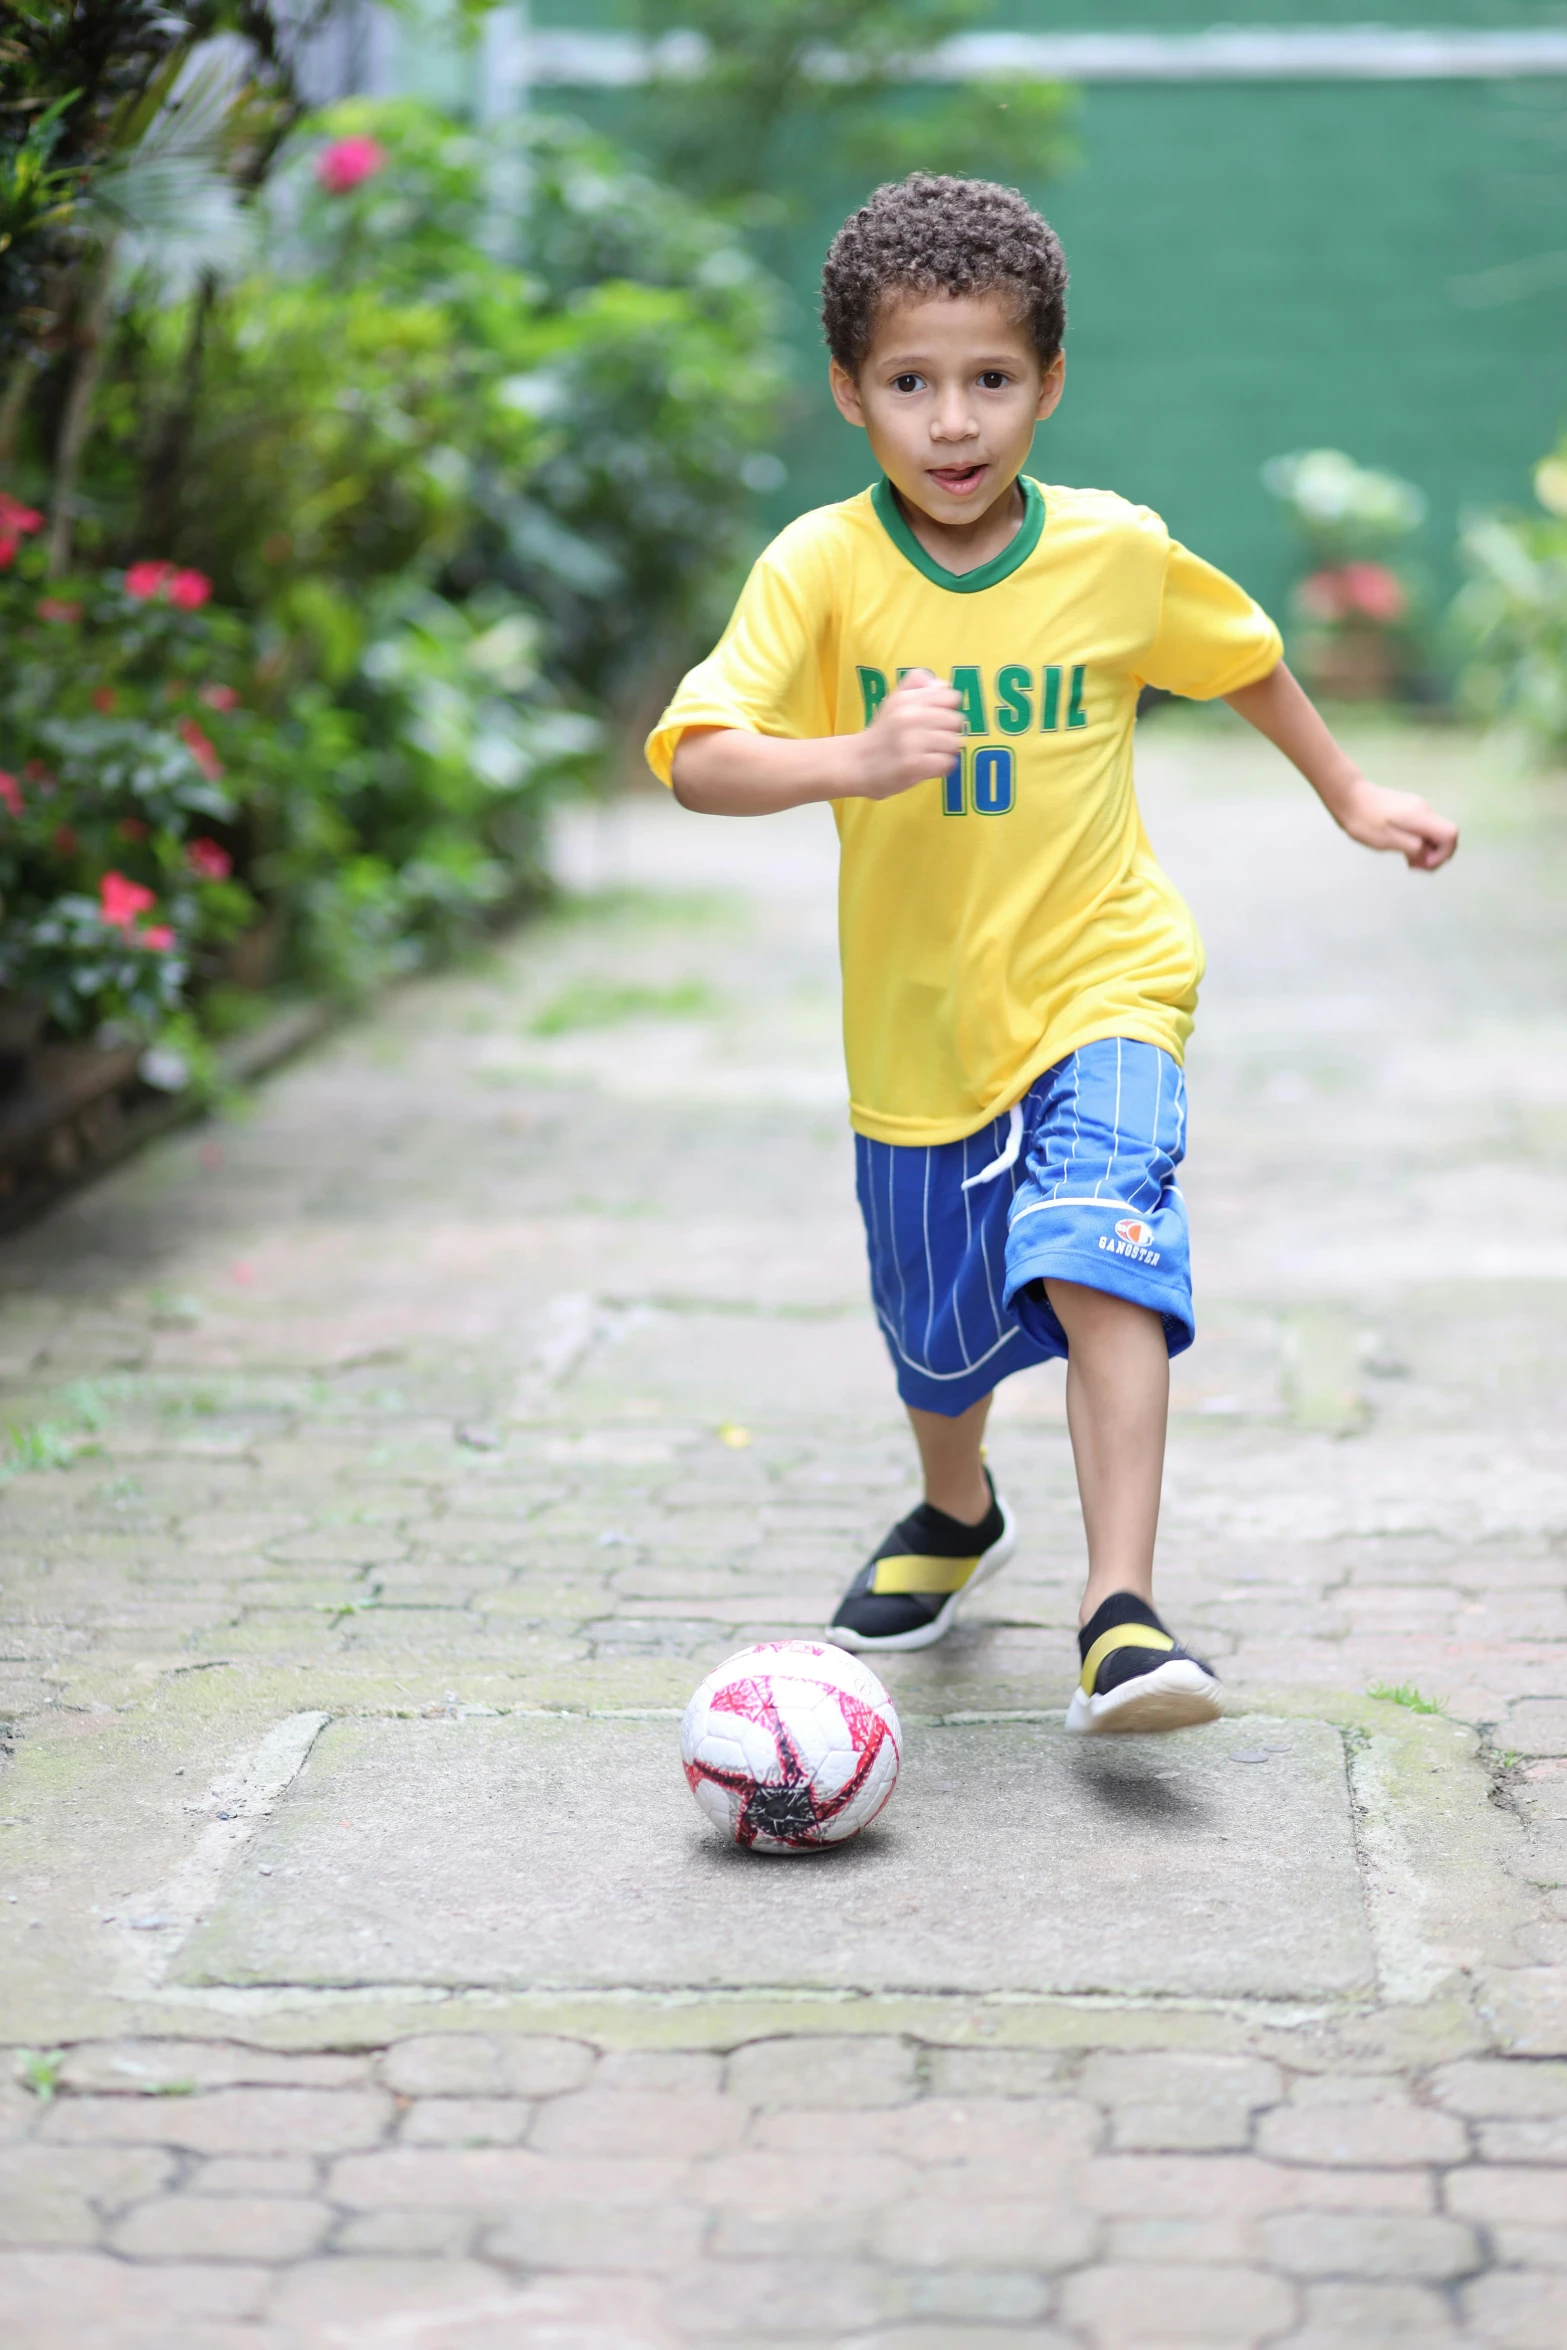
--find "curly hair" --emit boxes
[821,175,1068,375]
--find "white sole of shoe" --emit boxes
[824,1497,1017,1655]
[1065,1656,1222,1736]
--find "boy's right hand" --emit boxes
[849,668,965,801]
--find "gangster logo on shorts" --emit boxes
[1100,1217,1161,1266]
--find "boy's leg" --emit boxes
[1041,1276,1219,1733]
[1042,1281,1167,1624]
[907,1393,993,1525]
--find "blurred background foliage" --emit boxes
[0,1,784,1065]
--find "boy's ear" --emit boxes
[829,360,868,428]
[1035,352,1066,423]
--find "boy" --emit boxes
[645,175,1457,1734]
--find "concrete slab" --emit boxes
[174,1711,1373,2002]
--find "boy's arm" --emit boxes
[671,672,965,816]
[1224,662,1458,871]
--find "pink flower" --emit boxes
[100,871,157,931]
[0,492,42,569]
[38,598,82,623]
[125,560,175,600]
[315,134,386,195]
[91,687,117,713]
[187,836,232,881]
[0,772,22,818]
[140,925,176,952]
[1341,562,1407,623]
[177,717,224,780]
[124,559,212,608]
[200,682,240,711]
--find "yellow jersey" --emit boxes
[645,477,1281,1146]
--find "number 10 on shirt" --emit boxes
[942,745,1014,816]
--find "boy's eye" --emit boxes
[978,371,1010,390]
[891,373,924,393]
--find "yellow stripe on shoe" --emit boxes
[1079,1621,1174,1693]
[870,1553,980,1597]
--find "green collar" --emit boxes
[871,474,1045,592]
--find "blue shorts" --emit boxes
[855,1038,1194,1418]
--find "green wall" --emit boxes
[408,8,1567,625]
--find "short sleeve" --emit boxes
[1136,539,1282,701]
[644,549,831,787]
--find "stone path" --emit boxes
[2,714,1566,2348]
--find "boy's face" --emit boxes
[829,290,1065,528]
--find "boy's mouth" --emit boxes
[926,462,989,498]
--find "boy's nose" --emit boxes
[930,403,979,442]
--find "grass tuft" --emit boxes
[529,978,712,1035]
[1367,1681,1449,1716]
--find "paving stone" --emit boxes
[1506,1701,1567,1757]
[725,2038,918,2110]
[192,2157,318,2195]
[0,2250,269,2334]
[1256,2093,1466,2167]
[335,2206,480,2256]
[110,2193,330,2260]
[57,2041,370,2094]
[1059,2259,1297,2346]
[398,2097,533,2147]
[329,2144,693,2212]
[530,2089,747,2158]
[662,2256,904,2336]
[267,2258,674,2345]
[380,2031,594,2098]
[1261,2211,1479,2281]
[1287,2279,1461,2344]
[598,2050,725,2095]
[1444,2164,1567,2228]
[924,2050,1069,2100]
[1429,2059,1567,2118]
[870,2196,1098,2271]
[1079,2053,1282,2152]
[173,1713,1375,2002]
[39,2086,391,2155]
[484,2200,707,2272]
[842,2329,1072,2350]
[1462,2270,1567,2348]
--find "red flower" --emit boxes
[0,492,42,570]
[1341,562,1407,624]
[100,871,157,931]
[168,569,212,610]
[140,925,176,952]
[0,773,22,818]
[91,687,117,713]
[53,825,78,857]
[186,836,232,881]
[117,817,149,843]
[38,598,82,623]
[125,560,175,600]
[315,134,386,195]
[200,682,240,711]
[23,760,53,785]
[177,717,224,780]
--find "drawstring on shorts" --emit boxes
[961,1100,1023,1192]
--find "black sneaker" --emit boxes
[1066,1592,1221,1734]
[825,1472,1016,1654]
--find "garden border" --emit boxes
[0,1002,331,1237]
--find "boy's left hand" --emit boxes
[1334,778,1459,871]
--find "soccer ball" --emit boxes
[681,1640,902,1855]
